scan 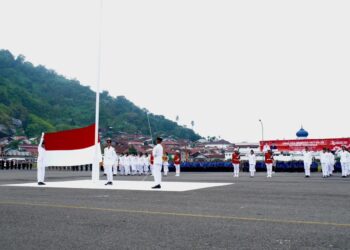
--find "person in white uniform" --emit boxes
[143,153,149,174]
[338,146,350,178]
[346,148,350,176]
[320,148,329,178]
[137,153,144,175]
[248,150,256,178]
[37,138,46,185]
[163,152,169,176]
[303,147,313,178]
[103,139,117,185]
[327,149,335,177]
[152,137,164,189]
[130,153,137,176]
[118,153,125,176]
[124,153,131,175]
[113,153,119,176]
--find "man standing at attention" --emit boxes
[103,138,117,185]
[152,137,163,189]
[248,150,256,178]
[232,149,241,178]
[174,151,181,177]
[37,138,46,185]
[303,147,313,178]
[265,149,274,178]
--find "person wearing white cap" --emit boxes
[303,147,313,178]
[338,146,350,178]
[103,138,117,185]
[152,137,164,189]
[248,150,256,178]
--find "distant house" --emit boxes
[204,140,233,149]
[19,145,38,156]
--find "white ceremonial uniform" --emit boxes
[152,144,163,186]
[346,152,350,176]
[163,156,169,176]
[37,145,46,183]
[103,146,117,182]
[339,150,350,177]
[248,153,256,177]
[327,152,335,176]
[137,156,144,175]
[143,156,149,174]
[124,155,131,175]
[303,151,313,177]
[119,156,125,175]
[130,155,137,175]
[113,154,119,175]
[320,152,329,177]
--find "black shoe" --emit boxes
[305,176,310,178]
[105,182,113,186]
[113,174,117,176]
[38,182,46,186]
[152,185,161,189]
[342,176,346,178]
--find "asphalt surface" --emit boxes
[0,170,349,250]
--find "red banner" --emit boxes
[260,138,350,152]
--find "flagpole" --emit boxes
[92,0,104,181]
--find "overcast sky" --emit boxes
[1,0,350,142]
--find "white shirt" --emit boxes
[320,152,328,164]
[248,154,256,165]
[152,144,164,165]
[327,152,335,165]
[338,150,350,163]
[103,146,117,165]
[303,151,313,163]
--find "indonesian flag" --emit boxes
[42,124,102,166]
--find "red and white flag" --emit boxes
[41,124,102,166]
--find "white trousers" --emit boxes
[163,163,169,176]
[249,164,256,176]
[233,164,240,177]
[266,164,273,177]
[131,164,137,174]
[113,164,118,175]
[175,164,180,176]
[119,165,125,175]
[137,164,144,174]
[328,163,334,175]
[144,164,149,174]
[153,163,162,186]
[104,164,113,182]
[124,165,131,175]
[321,163,328,177]
[37,165,45,183]
[304,162,311,176]
[341,162,348,177]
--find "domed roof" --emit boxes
[296,127,309,138]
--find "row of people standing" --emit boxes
[103,138,181,187]
[0,160,33,170]
[232,149,274,178]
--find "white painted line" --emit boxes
[2,180,233,192]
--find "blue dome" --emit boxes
[296,127,309,138]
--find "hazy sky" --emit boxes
[1,0,350,142]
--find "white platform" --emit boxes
[3,180,233,192]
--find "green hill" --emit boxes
[0,49,201,141]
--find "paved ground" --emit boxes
[0,170,349,250]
